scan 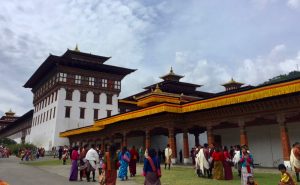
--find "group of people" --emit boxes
[0,145,10,158]
[66,144,156,185]
[193,143,255,185]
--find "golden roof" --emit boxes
[222,78,244,86]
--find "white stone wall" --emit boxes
[29,87,119,150]
[29,95,58,150]
[212,124,300,167]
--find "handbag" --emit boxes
[99,170,105,185]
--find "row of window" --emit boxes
[32,107,56,127]
[64,107,112,119]
[59,73,121,89]
[65,90,113,104]
[34,91,58,113]
[34,73,121,100]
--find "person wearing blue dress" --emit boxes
[118,146,131,181]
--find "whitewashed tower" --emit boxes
[24,47,135,150]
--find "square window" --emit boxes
[80,108,85,119]
[75,75,81,84]
[65,106,71,118]
[89,77,95,86]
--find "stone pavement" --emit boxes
[0,156,139,185]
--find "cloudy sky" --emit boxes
[1,0,300,116]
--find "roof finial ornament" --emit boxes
[170,66,174,74]
[74,44,80,52]
[154,84,162,93]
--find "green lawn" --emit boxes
[133,167,281,185]
[21,159,70,166]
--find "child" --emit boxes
[278,164,296,185]
[247,176,258,185]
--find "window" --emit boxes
[93,92,100,103]
[48,96,50,105]
[66,89,73,100]
[107,94,113,105]
[46,110,49,121]
[55,91,58,101]
[102,79,107,87]
[65,106,71,118]
[43,112,46,122]
[107,110,112,117]
[114,81,121,89]
[75,75,81,84]
[80,108,85,119]
[49,109,52,120]
[59,73,67,82]
[89,77,95,86]
[51,93,54,103]
[94,109,99,120]
[53,107,56,118]
[80,91,87,102]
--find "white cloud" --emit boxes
[287,0,300,9]
[172,45,300,93]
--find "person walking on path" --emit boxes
[223,146,233,180]
[69,146,79,181]
[164,144,172,170]
[143,148,161,185]
[129,146,138,177]
[79,144,88,181]
[85,144,99,182]
[139,146,144,163]
[101,144,119,185]
[118,146,131,181]
[290,142,300,182]
[212,147,225,180]
[240,146,254,185]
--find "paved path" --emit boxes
[0,156,138,185]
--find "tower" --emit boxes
[24,47,135,150]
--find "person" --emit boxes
[233,145,242,177]
[247,176,258,185]
[118,146,131,181]
[197,144,210,178]
[69,146,79,181]
[62,146,68,165]
[79,145,88,181]
[102,144,119,185]
[191,148,196,165]
[98,147,104,175]
[223,146,233,180]
[158,149,162,162]
[58,146,63,160]
[240,146,254,185]
[164,144,172,170]
[143,148,161,185]
[129,146,138,177]
[278,164,296,185]
[85,144,99,182]
[290,142,300,182]
[139,146,144,163]
[212,147,224,180]
[179,150,183,163]
[208,144,215,178]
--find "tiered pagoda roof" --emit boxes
[24,48,136,88]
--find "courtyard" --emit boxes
[0,156,286,185]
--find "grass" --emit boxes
[21,159,70,166]
[133,167,281,185]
